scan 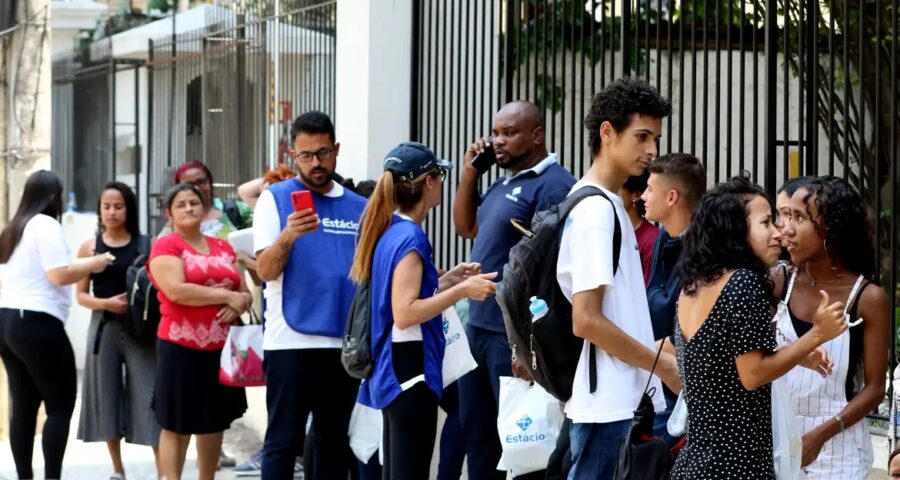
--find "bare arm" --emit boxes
[572,287,682,392]
[735,290,847,391]
[391,252,496,330]
[800,286,889,465]
[453,138,489,239]
[149,255,245,308]
[74,239,110,311]
[238,178,265,208]
[256,209,318,282]
[46,253,109,286]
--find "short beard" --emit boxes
[300,168,334,188]
[497,152,529,171]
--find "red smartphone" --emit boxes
[291,190,315,213]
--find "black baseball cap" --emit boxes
[383,142,452,183]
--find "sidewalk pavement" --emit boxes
[0,398,264,480]
[0,402,891,479]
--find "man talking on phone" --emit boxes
[253,111,367,480]
[454,101,575,479]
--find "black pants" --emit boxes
[261,348,358,480]
[382,382,438,480]
[0,308,77,479]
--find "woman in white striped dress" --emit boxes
[774,176,889,479]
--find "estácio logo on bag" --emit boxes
[506,414,546,443]
[443,317,461,347]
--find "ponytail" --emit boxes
[350,172,398,283]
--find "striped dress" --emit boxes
[773,271,873,480]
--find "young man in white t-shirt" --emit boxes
[556,78,682,479]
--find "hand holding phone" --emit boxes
[470,136,496,174]
[283,190,319,241]
[291,190,315,213]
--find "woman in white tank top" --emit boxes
[773,176,889,480]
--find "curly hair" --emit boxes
[800,176,876,278]
[677,173,775,303]
[584,77,671,156]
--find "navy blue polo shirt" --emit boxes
[646,229,684,340]
[469,155,576,333]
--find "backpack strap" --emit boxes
[558,186,622,275]
[560,186,623,394]
[222,199,243,228]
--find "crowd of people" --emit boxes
[0,76,892,480]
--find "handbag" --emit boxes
[613,339,673,480]
[441,306,478,387]
[219,308,266,387]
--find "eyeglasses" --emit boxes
[184,177,210,187]
[290,147,336,164]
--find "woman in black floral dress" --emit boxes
[671,175,847,479]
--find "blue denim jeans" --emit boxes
[567,419,631,480]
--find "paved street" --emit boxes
[0,396,263,480]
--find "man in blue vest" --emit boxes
[454,101,576,480]
[253,111,367,480]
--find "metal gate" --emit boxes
[146,0,336,234]
[52,44,142,212]
[411,0,898,417]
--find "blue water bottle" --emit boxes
[527,296,548,370]
[529,296,548,323]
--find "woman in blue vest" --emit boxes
[350,142,498,479]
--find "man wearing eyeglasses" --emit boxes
[253,111,367,480]
[454,101,576,480]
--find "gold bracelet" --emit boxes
[834,415,846,433]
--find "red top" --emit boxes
[149,233,242,351]
[635,220,660,288]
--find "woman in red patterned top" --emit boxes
[148,183,251,480]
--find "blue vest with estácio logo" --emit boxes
[268,178,367,338]
[357,217,445,409]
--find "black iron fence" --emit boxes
[145,0,336,233]
[52,42,142,212]
[412,0,898,418]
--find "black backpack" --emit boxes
[125,236,161,345]
[496,186,621,401]
[341,279,373,379]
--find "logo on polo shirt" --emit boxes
[505,414,547,443]
[505,186,523,203]
[320,217,360,235]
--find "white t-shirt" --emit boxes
[0,214,73,322]
[254,183,344,350]
[556,180,665,423]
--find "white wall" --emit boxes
[335,0,413,184]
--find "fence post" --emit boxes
[504,0,515,103]
[409,0,420,140]
[804,0,818,175]
[763,0,778,196]
[621,0,632,77]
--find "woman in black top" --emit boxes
[75,182,159,479]
[671,175,847,479]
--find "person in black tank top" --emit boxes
[778,176,889,477]
[74,182,160,479]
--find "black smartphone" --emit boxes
[471,139,497,173]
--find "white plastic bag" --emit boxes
[218,325,265,387]
[667,391,688,437]
[348,402,382,463]
[495,376,564,476]
[772,377,805,480]
[442,307,478,387]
